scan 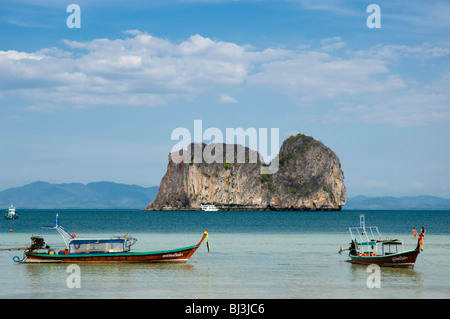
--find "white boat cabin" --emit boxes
[347,214,405,257]
[201,204,219,211]
[68,237,137,254]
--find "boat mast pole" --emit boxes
[53,214,74,249]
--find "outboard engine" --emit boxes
[349,240,357,256]
[30,236,46,250]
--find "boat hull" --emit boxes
[4,214,18,220]
[24,233,207,263]
[348,248,420,268]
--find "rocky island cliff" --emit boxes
[146,134,346,211]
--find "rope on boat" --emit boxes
[13,251,28,263]
[418,255,448,268]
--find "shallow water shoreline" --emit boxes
[1,210,449,299]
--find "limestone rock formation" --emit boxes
[146,134,346,211]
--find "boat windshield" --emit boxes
[69,237,136,254]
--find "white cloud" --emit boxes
[294,0,359,16]
[357,41,450,61]
[0,31,449,127]
[220,94,237,103]
[1,32,251,111]
[361,87,450,127]
[320,36,346,51]
[324,76,450,127]
[248,50,404,101]
[0,50,43,61]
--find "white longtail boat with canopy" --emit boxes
[339,214,421,268]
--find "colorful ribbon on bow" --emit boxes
[204,230,211,252]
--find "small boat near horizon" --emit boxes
[339,214,421,268]
[4,203,19,220]
[201,204,219,211]
[6,214,209,263]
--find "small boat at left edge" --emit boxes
[4,203,19,220]
[3,214,210,263]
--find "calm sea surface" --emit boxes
[1,210,449,299]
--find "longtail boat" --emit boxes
[9,214,210,263]
[339,214,421,269]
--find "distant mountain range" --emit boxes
[1,181,449,210]
[0,181,158,209]
[344,195,450,210]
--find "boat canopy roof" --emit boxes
[70,238,132,245]
[346,214,407,257]
[68,237,136,254]
[43,214,137,251]
[355,241,377,246]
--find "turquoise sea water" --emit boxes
[0,210,449,299]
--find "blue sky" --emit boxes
[0,0,449,198]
